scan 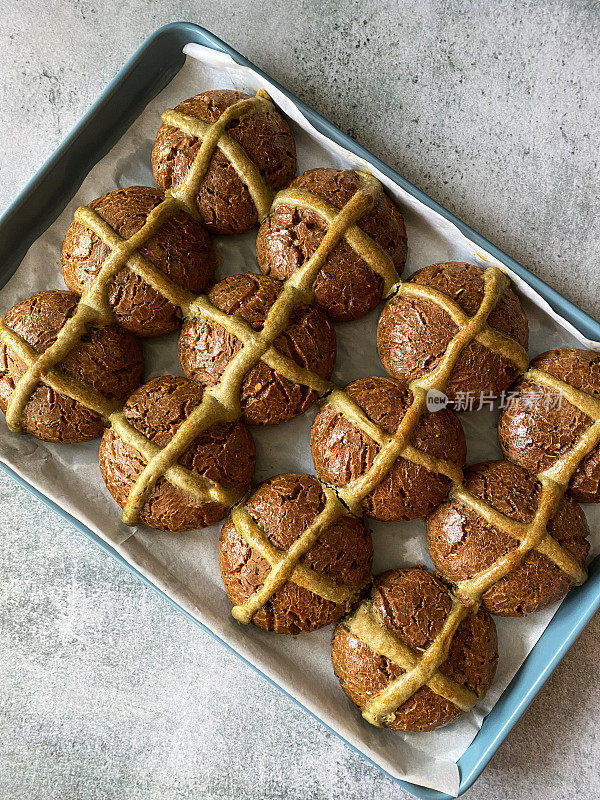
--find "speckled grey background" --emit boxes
[0,2,599,799]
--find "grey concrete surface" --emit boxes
[0,1,599,798]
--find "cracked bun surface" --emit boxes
[427,460,590,616]
[377,262,529,401]
[219,473,373,634]
[61,186,216,337]
[331,566,498,732]
[179,272,337,426]
[311,376,466,521]
[257,168,407,322]
[99,376,255,531]
[152,89,297,235]
[0,290,143,443]
[499,348,600,503]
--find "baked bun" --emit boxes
[427,460,590,616]
[99,376,255,531]
[0,290,143,443]
[219,473,373,634]
[152,89,296,235]
[331,566,498,731]
[179,272,337,425]
[377,262,529,401]
[499,348,600,503]
[257,168,407,322]
[311,376,466,521]
[62,186,215,337]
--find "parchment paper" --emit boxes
[1,45,599,796]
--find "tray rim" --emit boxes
[0,21,599,800]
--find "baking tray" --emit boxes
[1,22,599,799]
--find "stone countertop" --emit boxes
[0,2,598,799]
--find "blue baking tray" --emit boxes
[1,22,598,799]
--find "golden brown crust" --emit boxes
[427,460,590,615]
[311,376,466,520]
[257,168,407,321]
[377,262,529,400]
[152,90,296,235]
[219,473,373,634]
[61,186,215,336]
[99,376,255,531]
[0,291,143,443]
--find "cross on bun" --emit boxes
[311,376,466,521]
[219,473,373,634]
[152,89,297,235]
[331,566,498,731]
[377,262,529,401]
[99,376,255,531]
[427,460,590,616]
[179,272,337,426]
[257,168,407,322]
[0,290,143,443]
[499,348,600,503]
[62,186,216,337]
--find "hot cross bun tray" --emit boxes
[1,69,598,783]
